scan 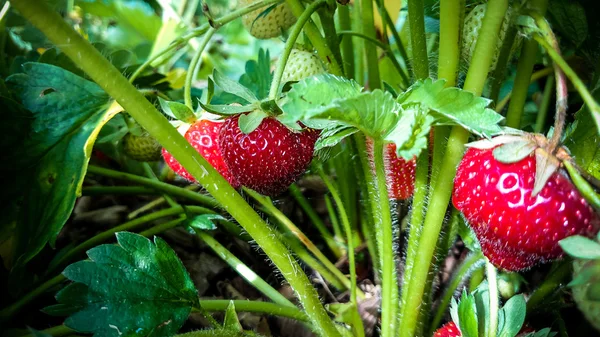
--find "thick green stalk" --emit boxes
[373,139,398,337]
[429,251,485,335]
[375,0,411,77]
[246,189,362,297]
[407,0,429,79]
[352,0,365,84]
[489,23,518,103]
[196,231,295,307]
[289,184,342,258]
[49,206,212,274]
[285,0,342,76]
[184,28,215,109]
[437,0,462,87]
[269,0,327,99]
[398,2,509,335]
[337,4,355,79]
[199,299,309,322]
[486,261,499,337]
[398,151,429,323]
[505,0,549,128]
[12,2,339,335]
[87,165,218,208]
[360,0,381,89]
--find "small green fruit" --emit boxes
[281,49,326,84]
[122,132,162,162]
[240,0,296,39]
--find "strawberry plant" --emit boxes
[1,0,600,336]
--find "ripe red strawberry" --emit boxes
[162,119,240,188]
[366,139,416,200]
[218,115,317,196]
[434,322,461,337]
[452,147,599,271]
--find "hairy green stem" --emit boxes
[12,1,340,334]
[246,189,362,297]
[399,2,509,335]
[429,251,485,335]
[87,165,219,208]
[269,0,327,99]
[486,261,499,337]
[196,231,295,307]
[0,274,66,321]
[373,139,398,337]
[184,28,215,109]
[285,0,342,76]
[360,0,381,89]
[505,0,549,127]
[535,75,554,133]
[407,0,429,79]
[337,5,355,79]
[198,299,309,322]
[289,184,342,258]
[338,31,409,88]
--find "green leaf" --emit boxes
[548,0,588,48]
[238,110,267,134]
[239,49,272,101]
[223,301,243,332]
[314,127,358,152]
[564,108,600,180]
[213,69,258,103]
[384,106,435,160]
[198,101,255,116]
[586,282,600,301]
[186,214,225,231]
[473,283,490,337]
[457,291,479,337]
[5,63,113,266]
[60,232,199,337]
[497,295,526,337]
[559,235,600,260]
[159,97,196,123]
[398,79,504,137]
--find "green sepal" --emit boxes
[198,101,256,116]
[492,139,537,164]
[559,235,600,260]
[238,110,267,134]
[223,301,243,332]
[496,295,526,337]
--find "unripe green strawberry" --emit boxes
[462,3,519,71]
[122,132,162,162]
[573,259,600,331]
[240,0,296,39]
[281,49,326,83]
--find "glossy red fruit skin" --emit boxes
[434,322,461,337]
[219,116,317,196]
[162,119,240,188]
[453,147,599,271]
[366,139,416,200]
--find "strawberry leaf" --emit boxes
[58,232,199,337]
[213,69,259,103]
[496,295,526,337]
[398,79,504,137]
[384,106,435,160]
[5,63,114,266]
[158,97,196,123]
[456,290,479,337]
[559,235,600,260]
[239,49,272,101]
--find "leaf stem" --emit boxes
[285,0,343,76]
[184,28,215,110]
[196,231,296,307]
[407,0,429,79]
[289,184,342,258]
[12,1,340,334]
[198,299,309,322]
[486,260,499,337]
[0,274,66,321]
[429,251,485,335]
[505,0,549,128]
[360,0,381,89]
[268,0,327,100]
[87,165,219,208]
[398,2,509,335]
[372,139,398,337]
